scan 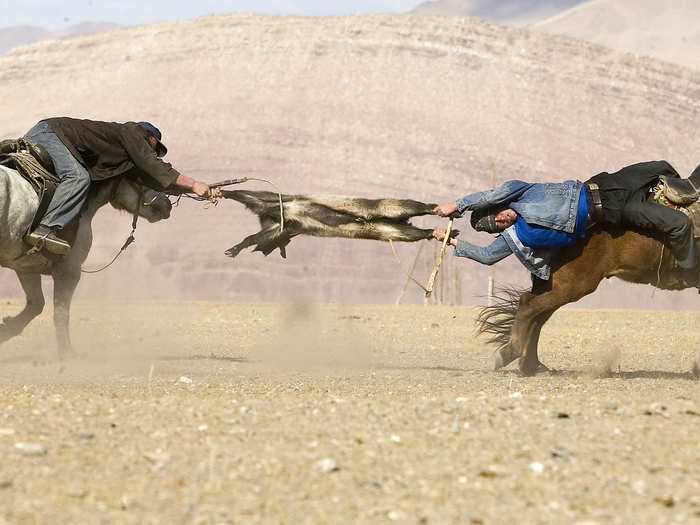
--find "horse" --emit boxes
[477,223,700,376]
[0,165,172,357]
[222,189,440,258]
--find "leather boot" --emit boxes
[25,225,71,255]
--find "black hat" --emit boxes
[138,121,168,157]
[470,206,508,233]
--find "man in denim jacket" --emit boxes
[433,160,696,281]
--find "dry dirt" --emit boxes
[0,301,698,524]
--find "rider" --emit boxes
[22,117,222,255]
[433,160,697,281]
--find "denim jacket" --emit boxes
[454,229,552,280]
[456,180,583,233]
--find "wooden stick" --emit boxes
[425,218,454,298]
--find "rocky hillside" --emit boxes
[1,14,699,308]
[533,0,700,70]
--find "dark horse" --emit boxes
[478,224,700,376]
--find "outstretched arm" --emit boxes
[433,229,512,265]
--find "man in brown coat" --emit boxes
[23,117,221,254]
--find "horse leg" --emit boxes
[515,271,603,376]
[52,271,80,358]
[0,272,45,344]
[517,309,556,375]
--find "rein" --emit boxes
[81,185,142,274]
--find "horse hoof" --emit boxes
[518,359,549,376]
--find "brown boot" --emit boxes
[25,225,71,255]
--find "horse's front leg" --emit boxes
[52,270,81,358]
[0,272,45,344]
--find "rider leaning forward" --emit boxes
[23,117,222,255]
[433,160,698,285]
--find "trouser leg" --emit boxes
[24,122,91,229]
[621,199,696,269]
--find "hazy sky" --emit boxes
[0,1,426,28]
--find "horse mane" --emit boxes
[475,287,527,355]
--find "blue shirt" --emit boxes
[513,188,588,248]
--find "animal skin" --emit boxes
[223,190,445,259]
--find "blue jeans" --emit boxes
[24,121,90,229]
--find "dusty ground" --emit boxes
[0,301,698,524]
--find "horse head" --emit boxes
[108,176,172,223]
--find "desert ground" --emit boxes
[0,300,698,524]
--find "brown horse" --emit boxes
[477,224,700,376]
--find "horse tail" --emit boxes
[475,287,526,355]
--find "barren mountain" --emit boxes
[1,14,699,308]
[533,0,700,70]
[0,22,120,55]
[411,0,583,24]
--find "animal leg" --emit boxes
[517,310,556,376]
[52,270,80,358]
[0,272,45,344]
[515,264,604,376]
[225,226,292,258]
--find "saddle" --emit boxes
[651,177,700,238]
[0,138,60,228]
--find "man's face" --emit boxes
[147,136,162,157]
[494,208,517,231]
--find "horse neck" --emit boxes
[82,179,116,221]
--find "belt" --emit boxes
[584,182,604,225]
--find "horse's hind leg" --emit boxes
[515,269,603,376]
[0,272,45,344]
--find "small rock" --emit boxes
[508,391,523,399]
[478,465,506,478]
[0,428,16,436]
[654,495,676,508]
[197,424,208,432]
[178,376,193,384]
[14,442,46,456]
[632,480,646,496]
[551,446,571,458]
[316,458,339,473]
[0,477,12,489]
[644,403,668,416]
[391,434,401,443]
[388,510,403,521]
[78,433,95,440]
[529,462,544,473]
